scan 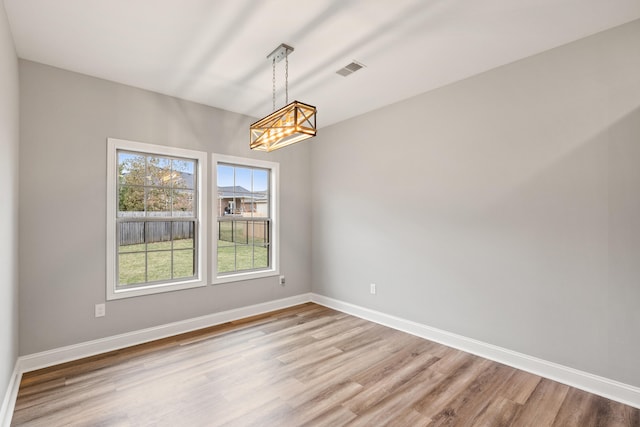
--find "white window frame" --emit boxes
[212,154,279,284]
[106,138,208,300]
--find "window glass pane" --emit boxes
[254,243,269,269]
[220,163,234,217]
[173,189,194,216]
[118,222,144,252]
[254,169,269,218]
[147,251,172,282]
[243,199,255,218]
[250,221,269,244]
[146,156,172,187]
[146,222,172,250]
[118,152,145,186]
[217,164,234,187]
[235,196,248,216]
[253,220,269,270]
[173,249,194,279]
[219,221,233,243]
[146,188,171,214]
[217,197,227,217]
[235,168,252,217]
[246,221,254,245]
[230,197,240,215]
[172,159,195,189]
[253,197,268,218]
[217,245,235,273]
[173,222,194,249]
[119,252,146,285]
[235,167,252,194]
[118,186,144,217]
[253,169,269,193]
[235,244,253,271]
[234,221,248,244]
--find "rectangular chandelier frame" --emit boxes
[250,100,317,152]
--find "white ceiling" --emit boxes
[5,0,640,127]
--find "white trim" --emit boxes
[106,138,208,300]
[212,153,280,284]
[0,361,20,427]
[18,294,311,374]
[310,293,640,409]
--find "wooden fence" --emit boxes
[218,220,268,244]
[118,213,268,246]
[118,212,194,246]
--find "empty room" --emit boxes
[1,0,640,426]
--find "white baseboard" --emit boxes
[310,293,640,410]
[0,362,21,427]
[18,293,312,374]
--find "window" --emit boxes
[213,154,279,283]
[107,138,207,299]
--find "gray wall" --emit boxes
[0,0,19,401]
[18,60,311,355]
[311,20,640,387]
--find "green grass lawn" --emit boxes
[217,241,268,274]
[118,238,268,285]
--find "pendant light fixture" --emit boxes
[250,43,317,152]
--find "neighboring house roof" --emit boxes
[218,186,267,200]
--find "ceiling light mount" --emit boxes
[267,43,294,64]
[250,43,317,152]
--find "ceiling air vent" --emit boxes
[336,60,365,77]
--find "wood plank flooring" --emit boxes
[11,303,640,426]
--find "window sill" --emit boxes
[212,269,279,285]
[107,279,206,300]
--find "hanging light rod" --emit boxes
[250,43,317,152]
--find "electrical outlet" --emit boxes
[370,283,376,295]
[95,303,106,318]
[279,275,286,286]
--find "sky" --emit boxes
[217,164,269,193]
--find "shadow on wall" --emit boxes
[603,106,640,386]
[169,95,253,154]
[471,106,640,386]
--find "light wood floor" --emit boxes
[12,303,640,426]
